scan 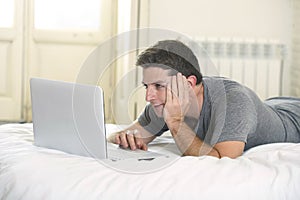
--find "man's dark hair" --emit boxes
[136,40,202,84]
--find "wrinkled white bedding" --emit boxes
[0,123,300,200]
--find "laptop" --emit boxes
[30,78,165,161]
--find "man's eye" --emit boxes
[143,84,148,89]
[155,84,165,89]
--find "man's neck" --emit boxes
[194,83,204,113]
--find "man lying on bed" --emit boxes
[108,39,300,159]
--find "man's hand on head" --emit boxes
[163,73,199,132]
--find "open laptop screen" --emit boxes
[30,78,107,159]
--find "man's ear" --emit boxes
[187,75,197,87]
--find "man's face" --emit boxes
[142,67,170,117]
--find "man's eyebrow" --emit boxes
[141,80,167,85]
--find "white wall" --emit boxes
[144,0,293,95]
[148,0,292,40]
[291,0,300,96]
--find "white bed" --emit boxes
[0,123,300,200]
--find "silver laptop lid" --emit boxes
[30,78,107,159]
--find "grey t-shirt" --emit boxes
[138,76,300,150]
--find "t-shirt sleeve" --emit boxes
[138,104,168,136]
[206,88,258,146]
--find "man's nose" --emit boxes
[145,86,156,102]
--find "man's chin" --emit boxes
[152,105,164,117]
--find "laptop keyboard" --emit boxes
[108,146,165,161]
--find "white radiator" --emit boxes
[191,38,286,100]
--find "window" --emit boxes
[34,0,101,30]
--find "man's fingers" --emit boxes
[171,75,177,101]
[126,131,137,150]
[141,143,148,151]
[117,130,148,151]
[182,74,190,108]
[119,132,129,148]
[166,77,173,103]
[113,130,149,151]
[115,134,121,144]
[177,73,185,102]
[133,131,148,151]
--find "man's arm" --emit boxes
[107,121,156,151]
[169,120,245,158]
[165,73,245,158]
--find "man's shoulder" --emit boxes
[203,76,251,93]
[203,76,242,86]
[203,76,259,105]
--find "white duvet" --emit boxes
[0,123,300,200]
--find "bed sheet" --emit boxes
[0,123,300,200]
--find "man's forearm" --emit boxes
[169,122,220,158]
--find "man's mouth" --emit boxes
[153,104,164,108]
